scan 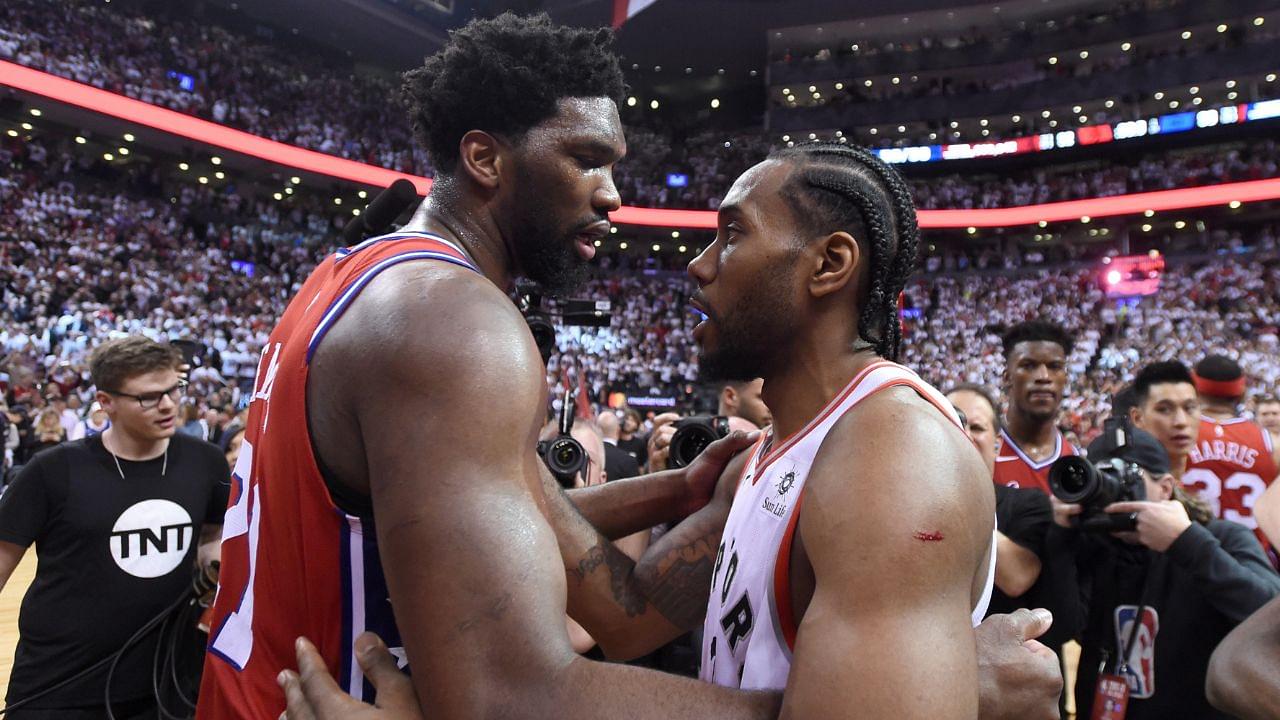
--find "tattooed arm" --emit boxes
[544,447,749,660]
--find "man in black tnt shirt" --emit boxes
[0,336,229,719]
[1048,426,1280,720]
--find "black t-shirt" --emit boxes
[0,434,230,708]
[986,485,1076,650]
[616,436,647,465]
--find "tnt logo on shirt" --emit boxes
[1113,605,1160,699]
[108,499,195,578]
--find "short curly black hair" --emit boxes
[402,13,626,173]
[1001,320,1075,358]
[1133,360,1195,405]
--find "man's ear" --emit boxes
[721,385,738,413]
[457,130,505,191]
[809,231,860,299]
[1155,473,1177,502]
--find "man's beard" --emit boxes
[698,272,796,384]
[510,169,592,297]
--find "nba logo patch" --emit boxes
[1113,605,1159,699]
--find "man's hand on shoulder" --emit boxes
[676,429,759,515]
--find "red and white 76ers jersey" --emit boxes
[700,362,996,690]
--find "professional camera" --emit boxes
[668,415,730,469]
[538,389,587,488]
[1049,455,1146,532]
[515,282,612,363]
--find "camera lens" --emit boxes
[1049,456,1098,504]
[1058,463,1089,495]
[669,416,730,468]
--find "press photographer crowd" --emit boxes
[4,0,1280,719]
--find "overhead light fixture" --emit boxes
[123,133,134,142]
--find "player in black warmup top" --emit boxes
[0,336,229,720]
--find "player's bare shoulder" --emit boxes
[321,259,543,388]
[812,385,994,547]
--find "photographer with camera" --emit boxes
[1046,423,1280,719]
[646,380,772,472]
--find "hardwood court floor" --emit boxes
[1,552,36,699]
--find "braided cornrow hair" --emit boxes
[770,142,920,360]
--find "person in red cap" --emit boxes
[1185,354,1280,556]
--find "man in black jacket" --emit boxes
[1047,426,1280,720]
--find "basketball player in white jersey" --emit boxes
[279,143,1062,720]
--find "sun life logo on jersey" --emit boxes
[108,499,195,578]
[761,470,795,518]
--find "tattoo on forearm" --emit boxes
[569,538,649,618]
[640,536,718,630]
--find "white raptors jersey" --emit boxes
[699,361,997,690]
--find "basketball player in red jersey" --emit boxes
[1186,355,1278,548]
[993,321,1076,493]
[277,143,1064,720]
[197,15,786,719]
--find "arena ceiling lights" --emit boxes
[6,60,1280,232]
